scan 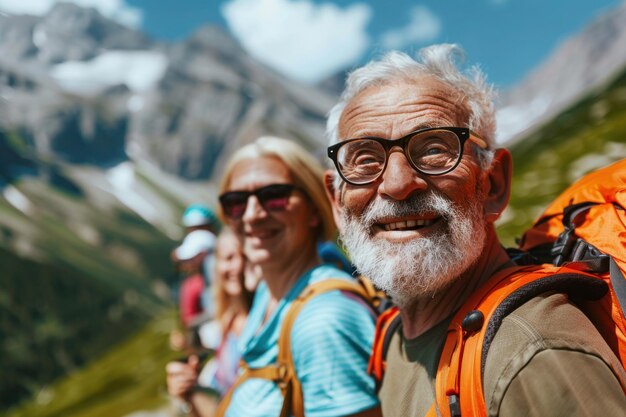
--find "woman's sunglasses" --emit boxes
[219,183,300,220]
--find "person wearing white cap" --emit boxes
[174,229,216,339]
[172,205,220,351]
[174,229,216,261]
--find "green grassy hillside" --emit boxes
[5,311,181,417]
[0,137,183,409]
[497,67,626,245]
[0,247,153,409]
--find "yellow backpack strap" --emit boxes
[277,278,374,417]
[356,275,387,310]
[215,361,291,417]
[216,278,371,417]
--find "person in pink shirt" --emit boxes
[173,229,217,347]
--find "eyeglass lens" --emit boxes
[336,129,462,184]
[219,184,295,219]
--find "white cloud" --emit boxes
[222,0,372,83]
[0,0,142,28]
[51,50,168,96]
[380,6,441,50]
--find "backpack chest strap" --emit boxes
[238,362,293,389]
[215,360,299,417]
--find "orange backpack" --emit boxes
[369,158,626,417]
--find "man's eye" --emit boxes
[412,139,454,157]
[423,145,447,155]
[355,153,382,164]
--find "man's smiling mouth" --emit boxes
[375,217,440,232]
[381,219,437,231]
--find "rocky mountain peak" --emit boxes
[497,2,626,143]
[33,2,151,65]
[187,24,243,54]
[0,3,336,181]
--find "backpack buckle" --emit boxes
[552,227,577,266]
[570,240,610,273]
[552,219,611,272]
[276,363,290,389]
[448,394,461,417]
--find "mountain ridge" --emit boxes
[497,1,626,144]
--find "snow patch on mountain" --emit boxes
[496,93,551,143]
[107,162,158,222]
[3,185,33,214]
[106,162,181,240]
[50,50,168,96]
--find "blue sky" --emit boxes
[127,0,623,87]
[0,0,623,88]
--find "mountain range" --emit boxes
[0,3,335,180]
[497,1,626,143]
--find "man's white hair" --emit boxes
[326,44,496,174]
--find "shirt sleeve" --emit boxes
[499,349,626,417]
[290,291,380,417]
[484,292,626,417]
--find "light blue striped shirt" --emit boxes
[225,264,379,417]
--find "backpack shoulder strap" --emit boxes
[610,258,626,316]
[368,306,401,388]
[356,275,390,311]
[435,264,609,417]
[216,278,372,417]
[277,278,376,417]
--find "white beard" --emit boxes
[339,191,486,308]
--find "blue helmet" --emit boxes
[182,204,218,228]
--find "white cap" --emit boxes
[174,230,216,261]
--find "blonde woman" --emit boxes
[216,136,380,417]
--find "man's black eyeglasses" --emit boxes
[219,183,300,219]
[327,126,488,186]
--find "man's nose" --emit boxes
[378,148,428,200]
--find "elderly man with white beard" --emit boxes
[323,44,626,417]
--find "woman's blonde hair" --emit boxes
[218,136,336,242]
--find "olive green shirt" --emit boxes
[379,293,626,417]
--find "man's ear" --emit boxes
[483,148,512,223]
[324,170,344,230]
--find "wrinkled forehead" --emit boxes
[338,77,469,139]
